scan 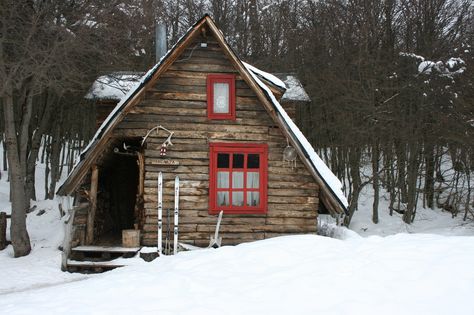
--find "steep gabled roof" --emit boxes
[57,14,348,215]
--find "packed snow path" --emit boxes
[2,234,474,315]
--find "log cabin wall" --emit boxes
[280,101,296,121]
[111,34,320,247]
[95,99,118,128]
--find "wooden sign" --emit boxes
[151,159,180,166]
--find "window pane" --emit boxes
[217,171,229,188]
[247,172,259,188]
[232,192,244,206]
[248,154,260,169]
[232,154,244,168]
[217,153,229,168]
[217,192,229,206]
[232,172,244,188]
[213,82,229,113]
[247,192,260,207]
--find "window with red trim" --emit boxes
[209,143,267,214]
[207,74,235,120]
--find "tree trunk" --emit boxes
[343,148,362,227]
[0,212,7,250]
[396,141,408,203]
[424,143,435,209]
[26,92,56,201]
[48,124,62,199]
[25,145,39,201]
[372,143,380,224]
[44,136,51,199]
[2,139,7,171]
[3,86,31,257]
[403,142,419,224]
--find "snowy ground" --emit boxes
[349,185,474,236]
[2,232,474,314]
[2,148,474,314]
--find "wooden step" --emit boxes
[71,245,141,254]
[66,259,126,273]
[67,259,126,268]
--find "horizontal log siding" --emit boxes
[113,36,319,246]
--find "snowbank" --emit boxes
[0,144,87,295]
[1,202,87,295]
[2,234,474,314]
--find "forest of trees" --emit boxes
[1,0,473,256]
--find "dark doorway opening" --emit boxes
[95,140,140,246]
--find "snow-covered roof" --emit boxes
[241,63,310,103]
[275,74,311,102]
[245,64,348,209]
[243,62,286,90]
[85,72,144,100]
[87,70,310,103]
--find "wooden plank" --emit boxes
[154,77,248,88]
[144,158,208,167]
[267,188,317,197]
[268,180,319,190]
[137,99,207,109]
[146,91,206,101]
[168,63,236,73]
[127,107,268,120]
[177,56,232,66]
[266,217,315,225]
[71,245,141,253]
[267,203,316,211]
[115,128,280,142]
[119,122,272,134]
[178,49,227,59]
[268,196,318,204]
[124,114,273,127]
[66,259,125,268]
[149,84,255,97]
[145,172,209,181]
[144,187,315,198]
[86,165,99,245]
[194,224,316,233]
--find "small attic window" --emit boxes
[207,74,235,120]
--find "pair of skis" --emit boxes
[157,172,179,255]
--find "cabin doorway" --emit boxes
[95,142,141,246]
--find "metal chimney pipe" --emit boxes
[155,22,167,64]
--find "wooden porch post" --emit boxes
[86,165,99,245]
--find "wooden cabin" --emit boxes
[57,15,347,270]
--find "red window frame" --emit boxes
[209,143,268,214]
[207,74,236,120]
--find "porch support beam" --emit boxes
[86,165,99,245]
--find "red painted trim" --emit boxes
[209,143,268,214]
[207,74,236,120]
